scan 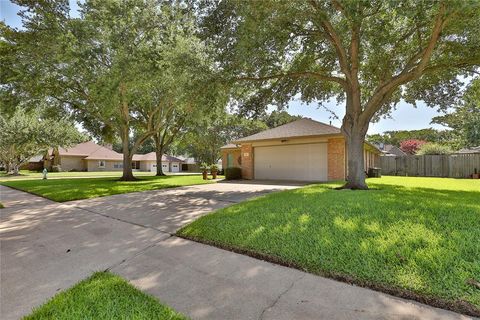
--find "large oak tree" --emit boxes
[201,0,480,188]
[4,0,217,180]
[0,107,83,174]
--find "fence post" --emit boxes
[423,155,426,176]
[447,155,451,177]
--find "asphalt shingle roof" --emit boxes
[57,141,105,156]
[84,146,123,160]
[234,118,341,142]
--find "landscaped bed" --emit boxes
[178,176,480,316]
[24,272,187,320]
[2,175,215,202]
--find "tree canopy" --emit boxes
[431,79,480,148]
[367,128,452,146]
[176,112,268,164]
[3,0,220,180]
[260,110,303,129]
[0,108,84,174]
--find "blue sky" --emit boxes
[1,0,453,134]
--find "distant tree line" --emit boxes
[368,79,480,152]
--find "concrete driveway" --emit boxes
[0,182,471,320]
[67,180,303,233]
[0,181,300,320]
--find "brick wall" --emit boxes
[240,144,254,179]
[328,138,346,180]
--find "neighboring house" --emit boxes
[45,141,183,172]
[221,118,380,182]
[377,144,407,157]
[133,152,183,173]
[455,146,480,154]
[176,156,221,172]
[19,155,45,171]
[177,156,200,172]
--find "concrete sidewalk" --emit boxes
[112,236,471,320]
[0,184,473,320]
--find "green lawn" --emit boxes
[178,176,480,315]
[0,170,158,182]
[24,272,187,320]
[2,175,215,202]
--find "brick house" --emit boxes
[221,118,380,181]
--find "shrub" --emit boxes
[399,139,427,154]
[199,163,209,172]
[225,167,242,180]
[417,143,453,155]
[210,164,219,172]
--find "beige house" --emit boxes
[46,141,183,172]
[133,152,183,173]
[221,118,380,182]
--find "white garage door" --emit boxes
[254,143,328,181]
[171,162,180,172]
[162,162,169,172]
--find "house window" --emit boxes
[132,161,140,169]
[227,154,234,168]
[98,160,106,168]
[113,162,123,169]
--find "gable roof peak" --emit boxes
[234,117,341,143]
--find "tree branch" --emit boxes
[237,71,347,88]
[423,61,480,74]
[361,2,447,123]
[308,0,351,84]
[349,21,361,112]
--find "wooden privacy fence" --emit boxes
[380,153,480,178]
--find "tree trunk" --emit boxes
[12,163,20,176]
[154,135,166,176]
[341,108,369,189]
[343,133,368,189]
[120,134,136,181]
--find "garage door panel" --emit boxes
[254,144,327,181]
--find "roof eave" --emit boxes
[221,146,241,150]
[58,153,91,157]
[364,141,382,154]
[85,157,123,161]
[232,133,344,144]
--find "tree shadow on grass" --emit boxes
[179,183,480,316]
